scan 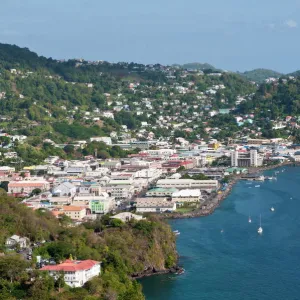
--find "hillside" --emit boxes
[0,195,177,299]
[240,68,282,83]
[173,62,216,71]
[0,43,257,153]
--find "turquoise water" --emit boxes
[141,167,300,300]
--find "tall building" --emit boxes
[231,150,262,167]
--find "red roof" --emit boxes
[40,259,100,272]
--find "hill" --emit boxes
[0,195,177,299]
[173,62,217,71]
[240,68,282,83]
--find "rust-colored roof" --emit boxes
[8,182,48,187]
[62,205,86,212]
[40,259,100,272]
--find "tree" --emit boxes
[64,144,75,155]
[54,271,65,292]
[31,188,42,196]
[0,181,9,192]
[0,255,28,283]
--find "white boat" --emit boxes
[255,185,260,188]
[173,230,180,235]
[270,207,275,212]
[258,215,263,234]
[248,216,252,223]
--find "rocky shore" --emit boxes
[132,265,182,279]
[161,162,292,220]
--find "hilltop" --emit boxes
[173,62,217,71]
[239,68,283,83]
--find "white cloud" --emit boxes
[285,19,297,28]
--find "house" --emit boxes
[135,198,176,213]
[52,182,77,197]
[6,235,29,249]
[40,259,101,287]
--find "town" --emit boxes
[2,43,300,299]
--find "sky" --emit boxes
[0,0,299,73]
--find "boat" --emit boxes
[173,230,180,236]
[255,185,260,188]
[248,216,252,223]
[257,215,263,234]
[221,229,224,233]
[270,207,275,212]
[175,268,185,275]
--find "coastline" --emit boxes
[160,162,292,220]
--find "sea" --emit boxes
[140,166,300,300]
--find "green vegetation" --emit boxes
[0,195,177,299]
[240,68,282,83]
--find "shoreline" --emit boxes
[160,162,292,220]
[132,266,182,280]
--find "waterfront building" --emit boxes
[146,187,178,197]
[231,150,263,167]
[172,189,202,203]
[156,179,219,190]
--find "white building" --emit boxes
[156,179,219,190]
[40,259,101,287]
[6,235,29,249]
[231,150,263,167]
[90,137,112,145]
[136,198,176,213]
[172,189,202,203]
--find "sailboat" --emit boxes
[248,216,252,223]
[257,215,263,234]
[270,207,275,212]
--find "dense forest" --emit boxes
[0,195,177,300]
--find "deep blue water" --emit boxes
[140,166,300,300]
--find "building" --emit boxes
[52,182,77,197]
[8,180,50,195]
[61,206,87,220]
[73,193,115,214]
[90,137,112,145]
[247,138,270,145]
[172,189,202,203]
[136,198,176,213]
[156,179,219,190]
[146,187,178,197]
[231,150,263,167]
[6,235,29,249]
[106,180,134,200]
[40,259,101,287]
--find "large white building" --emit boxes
[40,259,101,287]
[231,150,263,167]
[156,179,219,190]
[172,189,202,203]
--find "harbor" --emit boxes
[141,166,300,300]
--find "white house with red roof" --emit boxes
[40,259,101,287]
